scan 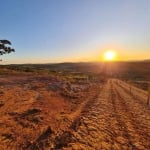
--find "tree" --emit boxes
[0,39,15,56]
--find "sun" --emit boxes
[104,50,116,61]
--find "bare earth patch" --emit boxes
[0,74,100,149]
[0,74,150,150]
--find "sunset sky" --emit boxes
[0,0,150,64]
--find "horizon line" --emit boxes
[1,59,150,65]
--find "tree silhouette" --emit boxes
[0,39,15,56]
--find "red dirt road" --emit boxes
[0,77,150,150]
[53,79,150,150]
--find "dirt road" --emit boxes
[53,79,150,150]
[1,77,150,150]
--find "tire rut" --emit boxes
[14,79,150,150]
[110,83,136,149]
[54,80,147,150]
[113,83,150,149]
[53,90,101,149]
[112,83,150,149]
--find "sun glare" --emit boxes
[104,50,116,61]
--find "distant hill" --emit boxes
[143,59,150,62]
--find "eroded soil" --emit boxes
[51,79,150,150]
[0,74,100,150]
[0,76,150,150]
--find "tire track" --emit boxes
[53,90,102,149]
[16,79,150,150]
[115,80,150,126]
[113,82,150,149]
[54,80,145,150]
[110,83,137,149]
